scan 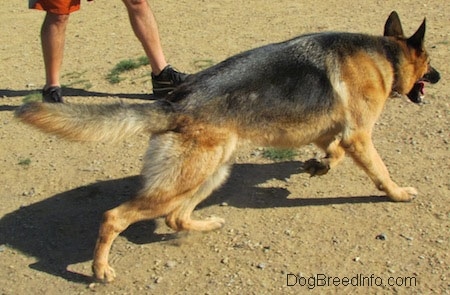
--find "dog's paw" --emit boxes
[92,263,116,283]
[206,216,226,230]
[302,158,330,177]
[388,187,418,202]
[176,216,225,231]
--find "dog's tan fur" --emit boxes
[15,12,440,282]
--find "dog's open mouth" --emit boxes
[406,81,425,103]
[406,67,441,104]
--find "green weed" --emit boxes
[107,57,149,84]
[18,158,32,166]
[23,92,42,103]
[262,148,297,161]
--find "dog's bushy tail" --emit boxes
[15,101,177,142]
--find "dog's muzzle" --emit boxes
[407,66,440,103]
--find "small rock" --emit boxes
[376,233,387,241]
[400,234,413,241]
[251,150,261,157]
[221,257,229,265]
[165,260,177,268]
[257,263,266,269]
[353,257,360,262]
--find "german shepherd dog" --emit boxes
[16,12,440,282]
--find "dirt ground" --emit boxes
[0,0,448,294]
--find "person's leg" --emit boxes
[122,0,167,74]
[41,12,69,102]
[122,0,188,98]
[41,12,69,89]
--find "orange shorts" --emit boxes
[29,0,81,15]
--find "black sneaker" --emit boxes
[42,86,64,103]
[151,65,188,99]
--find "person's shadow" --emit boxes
[0,161,388,283]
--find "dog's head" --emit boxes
[384,11,440,103]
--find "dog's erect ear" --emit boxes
[407,18,426,51]
[384,11,404,37]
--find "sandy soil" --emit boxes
[0,0,448,294]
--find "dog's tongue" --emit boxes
[406,81,425,103]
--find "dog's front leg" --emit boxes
[304,136,346,176]
[342,132,417,201]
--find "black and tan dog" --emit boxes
[16,11,440,282]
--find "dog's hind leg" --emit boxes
[92,193,186,283]
[93,165,230,282]
[93,129,237,282]
[165,164,231,231]
[342,131,417,202]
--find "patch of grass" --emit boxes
[136,56,150,66]
[63,79,93,90]
[106,72,123,84]
[262,148,297,162]
[23,92,42,103]
[63,70,87,80]
[61,71,92,90]
[107,57,149,84]
[18,158,32,166]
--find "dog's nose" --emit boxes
[425,67,440,84]
[433,70,441,83]
[429,67,441,84]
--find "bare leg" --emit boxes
[122,0,167,74]
[41,12,69,89]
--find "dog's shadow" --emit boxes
[0,161,387,283]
